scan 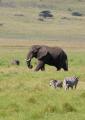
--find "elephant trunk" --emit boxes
[26,53,33,69]
[26,59,33,69]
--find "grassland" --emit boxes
[0,39,85,120]
[0,0,85,120]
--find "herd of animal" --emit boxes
[11,45,79,90]
[50,76,79,90]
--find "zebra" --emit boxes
[50,80,63,89]
[63,76,79,90]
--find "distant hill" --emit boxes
[0,0,85,41]
[0,0,85,12]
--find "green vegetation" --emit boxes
[0,40,85,120]
[0,0,85,119]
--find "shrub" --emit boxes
[39,10,53,19]
[72,12,83,16]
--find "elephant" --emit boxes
[26,45,68,71]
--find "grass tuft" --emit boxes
[28,96,37,104]
[62,102,77,112]
[44,104,58,113]
[80,92,85,98]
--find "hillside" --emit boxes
[0,0,85,41]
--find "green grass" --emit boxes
[0,41,85,120]
[0,0,85,119]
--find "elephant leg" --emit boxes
[56,67,61,71]
[35,61,45,71]
[63,62,68,71]
[63,67,68,71]
[57,68,61,71]
[41,64,45,71]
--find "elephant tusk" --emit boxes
[26,59,31,62]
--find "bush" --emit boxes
[72,12,83,16]
[39,10,53,18]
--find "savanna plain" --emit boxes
[0,0,85,120]
[0,40,85,120]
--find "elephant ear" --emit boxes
[37,47,48,59]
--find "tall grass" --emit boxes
[0,40,85,119]
[0,0,85,119]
